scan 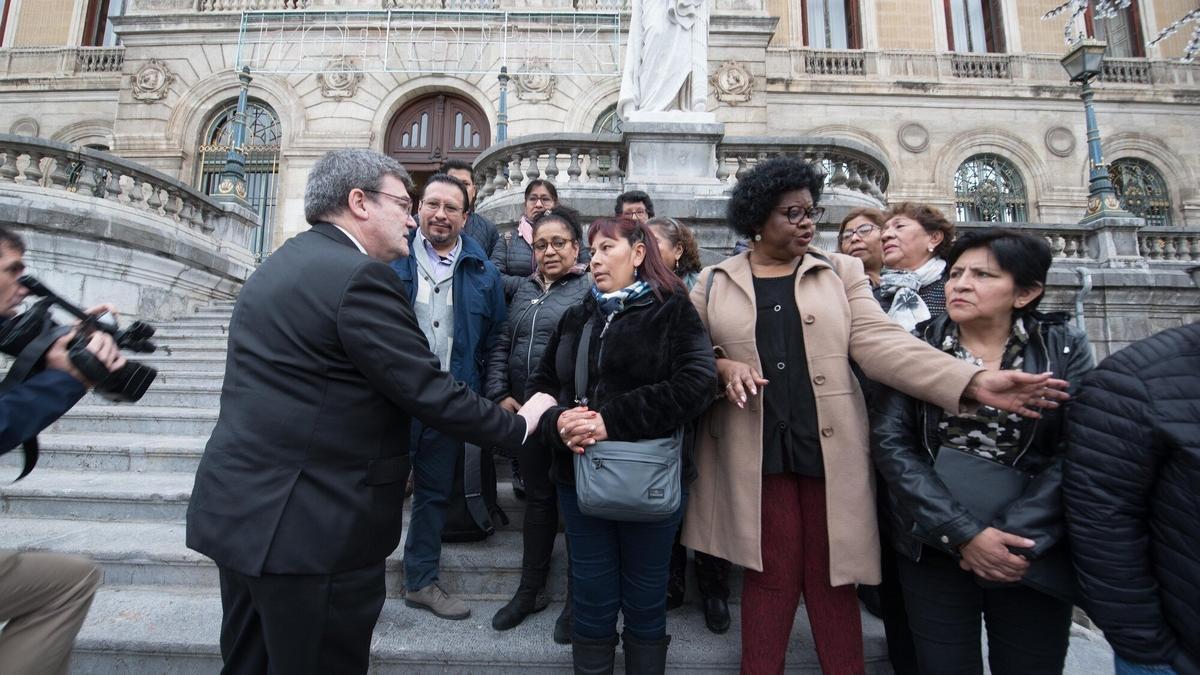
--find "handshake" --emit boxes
[513,392,558,441]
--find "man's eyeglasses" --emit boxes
[526,195,555,205]
[420,199,464,218]
[363,189,412,212]
[621,208,649,217]
[779,205,824,225]
[532,237,575,253]
[840,222,879,243]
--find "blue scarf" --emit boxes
[591,279,652,316]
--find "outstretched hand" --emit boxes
[964,370,1070,418]
[516,392,556,439]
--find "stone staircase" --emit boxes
[1,301,893,673]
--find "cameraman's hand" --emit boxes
[84,303,119,318]
[46,330,126,387]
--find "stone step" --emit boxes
[153,326,229,338]
[47,405,218,436]
[0,469,532,530]
[72,586,892,674]
[182,309,235,320]
[2,433,207,472]
[90,383,222,408]
[5,517,570,601]
[152,339,230,355]
[138,355,226,372]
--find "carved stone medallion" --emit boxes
[131,59,175,102]
[318,58,364,99]
[897,123,930,153]
[710,60,753,104]
[514,60,557,102]
[1044,126,1076,158]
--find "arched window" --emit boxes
[1109,158,1171,226]
[198,100,282,257]
[592,104,623,134]
[954,154,1028,222]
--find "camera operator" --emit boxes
[0,226,127,674]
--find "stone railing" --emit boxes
[804,49,866,76]
[474,133,626,204]
[1101,57,1152,85]
[953,222,1095,261]
[0,47,125,78]
[197,0,307,9]
[950,53,1012,80]
[1139,228,1200,262]
[383,0,500,7]
[716,136,889,201]
[769,48,1199,90]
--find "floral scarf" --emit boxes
[878,257,946,331]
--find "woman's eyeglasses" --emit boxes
[532,237,575,252]
[839,222,879,243]
[780,206,825,225]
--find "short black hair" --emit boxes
[615,190,655,218]
[532,205,583,243]
[945,228,1051,315]
[726,158,824,239]
[438,158,474,175]
[0,227,26,253]
[422,173,470,214]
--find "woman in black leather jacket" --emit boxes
[485,207,590,639]
[871,229,1093,675]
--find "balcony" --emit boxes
[0,47,124,79]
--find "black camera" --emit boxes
[0,276,158,404]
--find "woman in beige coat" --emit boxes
[680,157,1068,675]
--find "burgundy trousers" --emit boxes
[740,474,865,675]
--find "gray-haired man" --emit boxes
[186,149,555,674]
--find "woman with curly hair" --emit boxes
[878,202,956,330]
[681,157,1070,674]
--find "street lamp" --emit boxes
[213,66,252,207]
[497,66,510,143]
[1060,39,1131,222]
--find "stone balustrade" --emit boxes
[717,136,888,201]
[771,48,1199,90]
[1139,228,1200,262]
[0,47,124,78]
[197,0,307,9]
[474,133,626,204]
[0,134,258,319]
[951,222,1095,262]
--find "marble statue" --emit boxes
[618,0,710,119]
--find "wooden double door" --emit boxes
[386,93,491,190]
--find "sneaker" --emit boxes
[405,582,471,620]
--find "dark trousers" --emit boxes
[558,484,684,641]
[896,550,1073,675]
[876,542,919,675]
[668,528,731,602]
[404,421,459,591]
[516,435,558,589]
[217,561,385,675]
[741,474,864,675]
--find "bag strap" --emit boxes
[462,443,495,536]
[574,317,597,406]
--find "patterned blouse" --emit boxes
[936,320,1029,465]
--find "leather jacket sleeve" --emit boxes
[871,384,988,555]
[992,326,1095,558]
[490,234,525,300]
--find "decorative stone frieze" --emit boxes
[898,123,929,153]
[514,60,557,102]
[131,59,175,102]
[710,60,753,104]
[318,58,364,99]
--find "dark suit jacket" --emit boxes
[185,223,526,577]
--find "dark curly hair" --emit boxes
[646,217,702,276]
[726,157,825,239]
[532,205,583,243]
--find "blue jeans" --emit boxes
[1115,654,1178,675]
[558,484,685,642]
[403,422,459,592]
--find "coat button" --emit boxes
[434,287,440,294]
[433,321,440,328]
[820,426,834,438]
[773,304,782,312]
[940,535,950,544]
[777,422,787,430]
[777,362,786,370]
[813,375,826,385]
[804,315,815,324]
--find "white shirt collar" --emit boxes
[332,225,368,255]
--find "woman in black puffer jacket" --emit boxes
[871,229,1093,675]
[486,207,591,639]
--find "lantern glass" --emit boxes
[1061,39,1108,82]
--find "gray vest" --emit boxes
[411,235,461,371]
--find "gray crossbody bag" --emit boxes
[572,316,683,522]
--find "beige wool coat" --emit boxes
[680,249,982,586]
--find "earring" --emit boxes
[754,234,763,242]
[927,245,935,252]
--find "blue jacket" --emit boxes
[0,369,85,454]
[390,232,506,393]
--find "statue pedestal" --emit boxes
[622,118,724,188]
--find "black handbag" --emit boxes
[571,316,683,522]
[932,446,1078,603]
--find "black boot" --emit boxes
[622,630,671,675]
[571,634,617,675]
[492,584,549,631]
[553,587,573,644]
[666,532,686,610]
[694,551,731,633]
[511,459,526,500]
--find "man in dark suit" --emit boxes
[185,149,555,675]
